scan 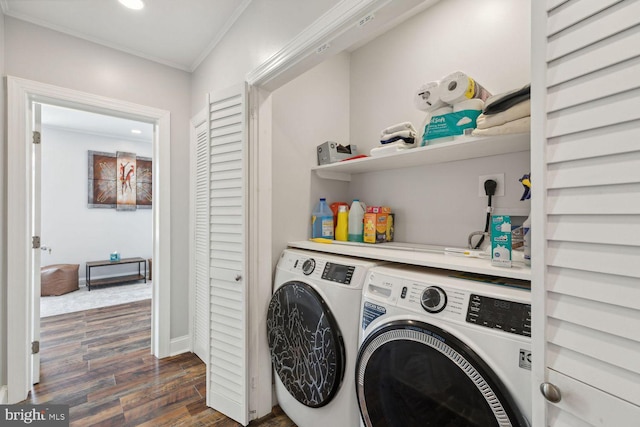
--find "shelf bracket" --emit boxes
[314,169,352,181]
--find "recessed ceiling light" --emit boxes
[131,129,142,134]
[119,0,144,10]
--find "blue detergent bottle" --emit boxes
[311,198,334,239]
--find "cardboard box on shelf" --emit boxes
[364,206,392,243]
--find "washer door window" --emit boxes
[267,281,345,408]
[356,321,528,427]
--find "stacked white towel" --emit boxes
[379,122,417,147]
[472,85,531,136]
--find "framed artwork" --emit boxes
[116,151,137,211]
[88,150,152,210]
[136,157,152,209]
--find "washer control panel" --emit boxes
[466,294,531,337]
[301,258,316,275]
[420,286,447,313]
[322,262,355,285]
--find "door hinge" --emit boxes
[32,341,40,354]
[32,236,41,249]
[32,131,41,144]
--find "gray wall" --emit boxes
[3,17,191,340]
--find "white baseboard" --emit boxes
[169,335,191,356]
[0,385,7,404]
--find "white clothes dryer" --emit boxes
[356,265,532,427]
[267,249,384,427]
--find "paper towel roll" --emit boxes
[452,99,485,140]
[414,81,446,112]
[421,106,454,146]
[453,98,485,112]
[439,71,491,105]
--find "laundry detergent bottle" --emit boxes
[335,205,349,241]
[312,198,334,239]
[348,199,366,242]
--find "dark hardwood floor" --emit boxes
[24,299,296,427]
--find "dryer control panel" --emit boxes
[466,294,531,337]
[321,262,355,285]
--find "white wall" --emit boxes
[40,127,152,282]
[271,52,352,267]
[350,0,531,152]
[190,0,340,113]
[269,0,531,250]
[3,17,191,338]
[0,11,6,391]
[346,0,531,247]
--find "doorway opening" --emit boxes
[39,104,153,317]
[7,76,171,404]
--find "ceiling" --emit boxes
[42,104,154,143]
[0,0,252,72]
[5,0,252,139]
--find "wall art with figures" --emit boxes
[88,150,152,210]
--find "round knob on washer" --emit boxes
[302,259,316,275]
[421,286,447,313]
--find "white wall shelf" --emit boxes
[288,240,531,281]
[313,133,530,181]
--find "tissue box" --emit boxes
[364,206,391,243]
[491,215,512,268]
[317,141,358,165]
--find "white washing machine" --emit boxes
[267,249,384,427]
[356,265,532,427]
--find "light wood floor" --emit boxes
[24,299,296,427]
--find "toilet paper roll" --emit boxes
[414,81,446,112]
[439,71,491,105]
[453,98,485,112]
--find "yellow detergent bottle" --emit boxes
[335,205,349,241]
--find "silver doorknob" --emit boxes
[540,382,562,403]
[235,275,242,281]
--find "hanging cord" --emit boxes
[472,179,497,249]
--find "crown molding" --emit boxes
[190,0,252,72]
[246,0,435,92]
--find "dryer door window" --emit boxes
[267,281,345,408]
[356,320,528,427]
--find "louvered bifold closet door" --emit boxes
[206,83,249,426]
[537,1,640,425]
[193,116,210,365]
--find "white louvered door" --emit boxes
[206,83,249,426]
[192,110,210,365]
[532,1,640,425]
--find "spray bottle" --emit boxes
[519,173,531,266]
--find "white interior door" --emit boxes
[531,1,640,425]
[31,102,42,384]
[192,109,210,364]
[206,83,249,426]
